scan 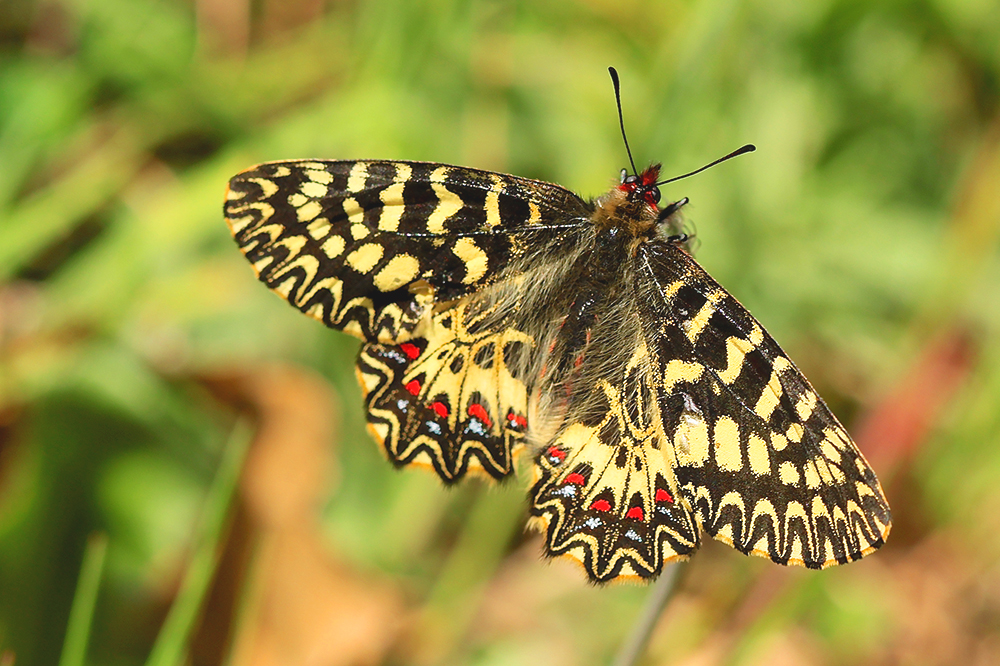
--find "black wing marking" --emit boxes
[638,240,890,568]
[225,160,591,343]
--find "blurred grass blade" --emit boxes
[410,483,525,664]
[145,419,253,666]
[58,533,109,666]
[0,125,145,282]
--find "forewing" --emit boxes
[639,241,891,568]
[225,160,590,343]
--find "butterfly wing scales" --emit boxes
[225,160,590,343]
[527,237,889,582]
[528,340,700,582]
[638,241,891,568]
[357,298,533,482]
[226,154,891,584]
[226,159,592,483]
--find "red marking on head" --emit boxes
[430,401,448,418]
[468,403,492,427]
[565,472,585,485]
[405,380,421,396]
[546,446,566,461]
[400,343,421,360]
[655,489,673,503]
[590,499,611,512]
[619,165,663,209]
[626,506,644,520]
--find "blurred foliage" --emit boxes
[1,0,999,665]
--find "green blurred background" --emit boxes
[2,0,1000,664]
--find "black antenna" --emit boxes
[654,144,756,187]
[609,67,638,177]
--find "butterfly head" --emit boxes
[618,164,663,209]
[593,167,666,238]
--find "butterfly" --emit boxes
[224,74,890,584]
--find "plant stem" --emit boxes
[612,564,681,666]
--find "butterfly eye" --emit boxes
[647,187,661,204]
[622,174,639,186]
[620,169,629,183]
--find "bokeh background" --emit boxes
[2,1,1000,664]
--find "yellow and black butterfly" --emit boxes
[224,70,890,584]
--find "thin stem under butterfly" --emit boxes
[612,564,683,666]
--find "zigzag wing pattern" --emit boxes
[225,160,590,343]
[356,298,534,482]
[528,339,700,582]
[638,241,891,568]
[226,149,892,584]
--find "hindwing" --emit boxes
[528,339,700,582]
[356,298,533,482]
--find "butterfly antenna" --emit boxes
[609,67,639,177]
[654,144,756,187]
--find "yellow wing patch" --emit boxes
[357,299,534,482]
[528,344,699,583]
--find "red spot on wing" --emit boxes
[468,403,492,427]
[546,446,565,461]
[565,472,585,485]
[400,343,421,360]
[626,506,644,520]
[508,413,528,429]
[405,380,421,396]
[655,488,673,503]
[590,499,611,512]
[430,401,449,418]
